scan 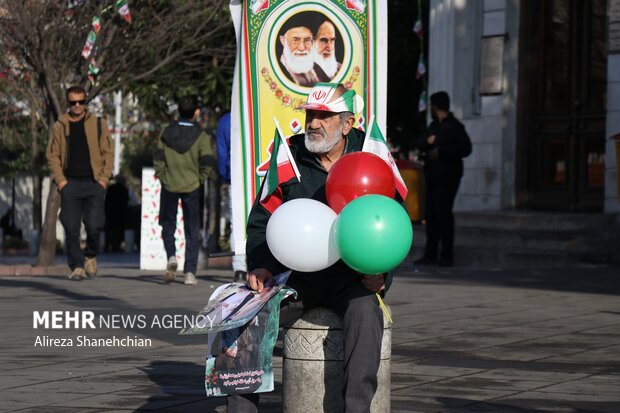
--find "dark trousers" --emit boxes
[159,187,200,274]
[227,273,383,413]
[424,178,461,259]
[59,179,105,270]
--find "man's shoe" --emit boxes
[439,257,454,267]
[69,267,87,281]
[164,256,177,283]
[184,272,198,285]
[234,271,247,282]
[84,257,97,277]
[414,255,438,266]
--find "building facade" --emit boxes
[427,0,618,213]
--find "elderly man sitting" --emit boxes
[227,83,387,413]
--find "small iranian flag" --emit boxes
[362,116,408,199]
[259,118,301,213]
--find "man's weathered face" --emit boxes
[315,22,336,58]
[67,92,86,117]
[304,110,345,154]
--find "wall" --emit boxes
[0,175,34,236]
[429,0,520,211]
[605,0,620,213]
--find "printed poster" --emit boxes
[229,0,387,254]
[139,167,187,271]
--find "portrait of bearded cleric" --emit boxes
[275,11,345,88]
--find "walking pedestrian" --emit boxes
[46,85,114,280]
[154,95,216,285]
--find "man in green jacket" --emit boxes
[46,85,114,280]
[154,96,216,285]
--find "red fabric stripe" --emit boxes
[260,185,284,214]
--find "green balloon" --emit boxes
[334,194,413,274]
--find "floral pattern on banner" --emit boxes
[260,66,362,110]
[140,168,186,271]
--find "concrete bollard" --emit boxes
[282,307,391,413]
[28,230,39,256]
[124,229,135,253]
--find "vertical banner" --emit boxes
[140,168,186,271]
[230,0,387,255]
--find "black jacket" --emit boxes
[246,128,394,290]
[417,113,472,182]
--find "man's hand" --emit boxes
[426,134,437,145]
[57,181,68,192]
[97,180,108,190]
[225,347,238,358]
[247,268,274,294]
[429,148,439,160]
[362,274,385,293]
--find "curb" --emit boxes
[0,256,233,277]
[0,265,68,277]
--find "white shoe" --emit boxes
[184,273,197,285]
[164,256,177,283]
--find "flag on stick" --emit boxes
[259,118,301,213]
[362,116,408,199]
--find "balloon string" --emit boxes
[376,293,393,325]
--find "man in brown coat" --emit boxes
[46,86,114,280]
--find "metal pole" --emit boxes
[113,91,122,176]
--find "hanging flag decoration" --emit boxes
[91,16,101,33]
[81,16,101,60]
[416,55,426,79]
[415,0,427,113]
[88,58,100,85]
[81,31,97,59]
[418,91,427,112]
[116,0,132,24]
[413,19,423,38]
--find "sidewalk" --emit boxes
[0,261,619,412]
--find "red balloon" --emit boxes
[326,152,396,213]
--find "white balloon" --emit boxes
[266,198,340,272]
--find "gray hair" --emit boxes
[339,111,354,123]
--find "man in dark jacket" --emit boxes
[154,95,216,285]
[46,85,114,280]
[416,91,472,267]
[231,83,386,413]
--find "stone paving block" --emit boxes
[7,409,102,413]
[9,379,138,394]
[465,368,590,382]
[50,392,209,410]
[393,385,518,407]
[534,376,620,395]
[0,390,93,410]
[493,390,620,406]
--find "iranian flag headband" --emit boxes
[299,82,365,114]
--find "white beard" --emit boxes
[305,122,344,154]
[313,46,339,78]
[283,44,314,74]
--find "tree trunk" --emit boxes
[37,185,60,267]
[30,107,42,231]
[36,83,63,267]
[32,176,42,231]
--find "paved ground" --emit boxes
[0,255,619,412]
